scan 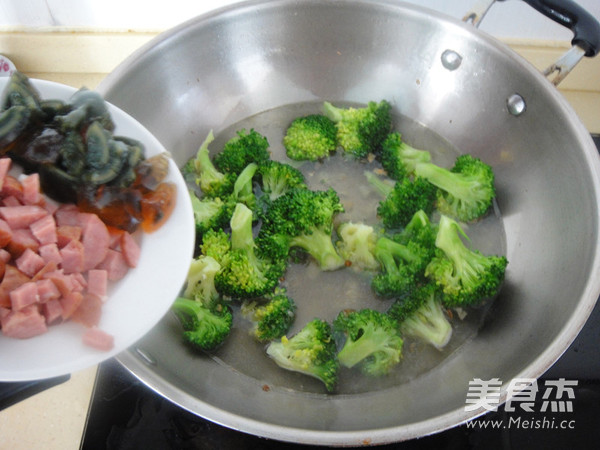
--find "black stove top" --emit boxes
[2,137,600,450]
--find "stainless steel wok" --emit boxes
[97,0,600,445]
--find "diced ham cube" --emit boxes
[87,269,108,301]
[6,228,39,258]
[79,213,110,271]
[71,293,103,327]
[15,248,46,278]
[0,158,11,190]
[9,281,39,310]
[60,291,83,320]
[30,214,57,245]
[107,227,125,250]
[0,306,10,320]
[56,225,82,248]
[0,175,23,202]
[42,298,63,324]
[0,218,12,247]
[0,258,5,280]
[36,278,61,303]
[54,204,81,227]
[120,232,141,268]
[68,273,87,292]
[1,195,22,207]
[0,205,48,229]
[0,248,10,263]
[31,261,58,282]
[0,265,31,308]
[59,239,85,274]
[21,173,41,205]
[96,249,129,281]
[1,305,47,339]
[82,326,114,351]
[38,243,63,266]
[44,269,73,298]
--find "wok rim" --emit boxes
[98,0,600,445]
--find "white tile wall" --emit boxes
[0,0,599,41]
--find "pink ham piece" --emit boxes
[0,205,47,229]
[59,239,85,274]
[120,232,141,268]
[42,298,63,324]
[87,269,108,301]
[1,305,47,339]
[0,219,12,247]
[0,158,11,190]
[82,326,114,351]
[15,248,46,278]
[36,279,61,303]
[6,228,39,259]
[30,214,57,245]
[96,249,129,281]
[56,225,82,248]
[79,213,110,271]
[38,243,63,266]
[20,173,41,205]
[9,281,39,310]
[54,204,80,227]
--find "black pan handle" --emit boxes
[520,0,600,57]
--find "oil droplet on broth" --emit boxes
[202,101,508,395]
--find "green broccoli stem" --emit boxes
[396,142,431,172]
[322,101,343,123]
[364,171,394,198]
[171,297,200,329]
[337,327,396,369]
[289,227,345,271]
[194,130,216,174]
[232,162,258,199]
[375,237,422,267]
[230,203,257,258]
[434,215,472,267]
[400,295,452,349]
[414,162,473,199]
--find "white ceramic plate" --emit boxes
[0,78,195,381]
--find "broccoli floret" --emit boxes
[199,228,231,264]
[186,130,236,198]
[213,129,270,175]
[283,114,338,161]
[172,254,232,351]
[258,187,346,271]
[394,209,437,247]
[336,222,379,271]
[215,203,284,299]
[387,283,452,349]
[365,170,436,230]
[425,215,508,307]
[266,318,339,392]
[241,288,297,342]
[257,160,307,201]
[414,154,496,222]
[182,255,221,304]
[189,191,230,237]
[322,100,392,158]
[333,309,403,376]
[171,297,233,352]
[371,235,434,298]
[380,132,431,180]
